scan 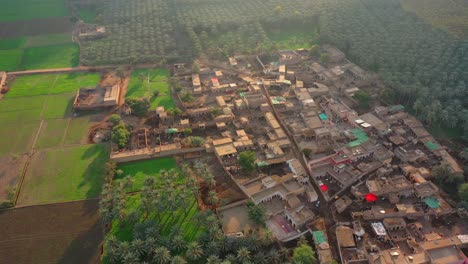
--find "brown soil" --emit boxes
[0,17,73,38]
[0,200,103,264]
[0,155,28,201]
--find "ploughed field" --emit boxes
[0,199,103,264]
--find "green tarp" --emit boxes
[347,128,369,147]
[319,113,329,121]
[426,141,438,150]
[257,161,269,167]
[313,231,327,245]
[165,128,178,134]
[424,197,440,209]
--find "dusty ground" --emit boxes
[0,199,103,264]
[0,155,27,201]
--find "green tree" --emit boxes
[109,114,122,126]
[183,128,192,136]
[170,255,187,264]
[320,53,329,64]
[458,183,468,208]
[180,91,194,103]
[153,246,171,264]
[239,151,257,172]
[353,90,372,111]
[167,107,182,116]
[246,201,266,226]
[112,122,130,149]
[293,244,317,264]
[127,98,150,117]
[309,45,320,57]
[189,136,205,147]
[237,247,251,262]
[185,242,204,261]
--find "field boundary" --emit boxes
[10,197,100,210]
[12,151,35,206]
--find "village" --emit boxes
[67,45,468,263]
[1,42,467,263]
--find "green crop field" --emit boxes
[19,44,79,70]
[17,144,109,206]
[267,28,317,50]
[116,158,178,192]
[0,122,41,157]
[0,49,23,71]
[6,72,100,98]
[26,33,72,47]
[0,96,46,125]
[0,0,68,22]
[127,68,175,109]
[63,116,94,146]
[0,37,26,50]
[110,194,202,242]
[42,93,74,119]
[78,7,98,23]
[34,119,69,149]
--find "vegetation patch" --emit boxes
[19,43,79,70]
[267,27,318,50]
[34,119,69,149]
[42,93,74,119]
[0,122,40,157]
[0,0,69,22]
[77,7,98,23]
[17,144,109,206]
[116,158,178,192]
[127,68,174,109]
[0,49,23,71]
[26,33,73,47]
[0,37,26,50]
[63,116,93,146]
[6,74,57,98]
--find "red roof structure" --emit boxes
[365,193,378,202]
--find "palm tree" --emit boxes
[131,238,146,258]
[171,235,187,252]
[267,249,281,264]
[236,247,251,262]
[207,190,219,206]
[279,247,291,262]
[185,241,204,261]
[170,256,187,264]
[206,255,222,264]
[153,246,171,264]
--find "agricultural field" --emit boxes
[0,155,27,202]
[0,34,77,71]
[401,0,468,37]
[17,144,109,206]
[267,27,318,50]
[19,43,79,70]
[0,200,103,264]
[116,157,178,192]
[110,158,203,244]
[34,118,70,149]
[126,68,175,109]
[0,0,68,22]
[5,72,100,98]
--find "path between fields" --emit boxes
[7,63,162,75]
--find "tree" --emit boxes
[112,122,130,149]
[309,45,320,57]
[353,90,372,111]
[109,114,122,125]
[246,201,266,226]
[183,128,192,136]
[302,148,313,158]
[170,256,187,264]
[207,190,219,206]
[185,242,204,261]
[238,151,257,172]
[320,53,329,64]
[293,244,317,264]
[153,246,171,264]
[189,136,204,147]
[460,148,468,162]
[167,107,182,116]
[237,247,251,262]
[459,183,468,208]
[127,98,150,117]
[180,91,194,103]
